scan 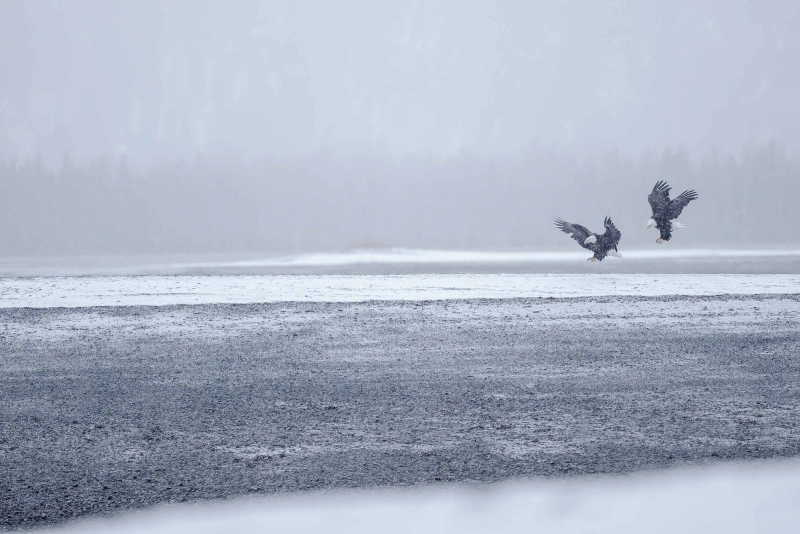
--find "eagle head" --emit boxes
[584,235,597,245]
[646,218,656,229]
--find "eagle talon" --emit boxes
[588,257,597,262]
[656,238,664,244]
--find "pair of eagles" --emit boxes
[555,180,698,262]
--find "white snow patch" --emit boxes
[20,460,800,534]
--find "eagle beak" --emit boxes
[583,238,590,245]
[646,224,650,229]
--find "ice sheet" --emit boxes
[1,274,798,308]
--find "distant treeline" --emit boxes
[0,143,796,256]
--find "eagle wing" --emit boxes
[601,216,621,248]
[665,190,698,219]
[554,218,593,248]
[648,180,671,215]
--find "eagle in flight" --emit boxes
[554,217,622,262]
[646,180,698,243]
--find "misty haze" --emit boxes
[1,0,799,258]
[2,2,800,533]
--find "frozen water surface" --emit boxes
[0,272,798,308]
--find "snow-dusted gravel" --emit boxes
[2,279,800,529]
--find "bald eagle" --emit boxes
[646,181,698,243]
[554,217,622,262]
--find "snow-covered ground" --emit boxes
[0,273,798,308]
[22,460,800,534]
[3,258,798,531]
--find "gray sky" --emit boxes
[2,0,799,163]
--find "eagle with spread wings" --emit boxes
[646,181,698,243]
[554,217,622,262]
